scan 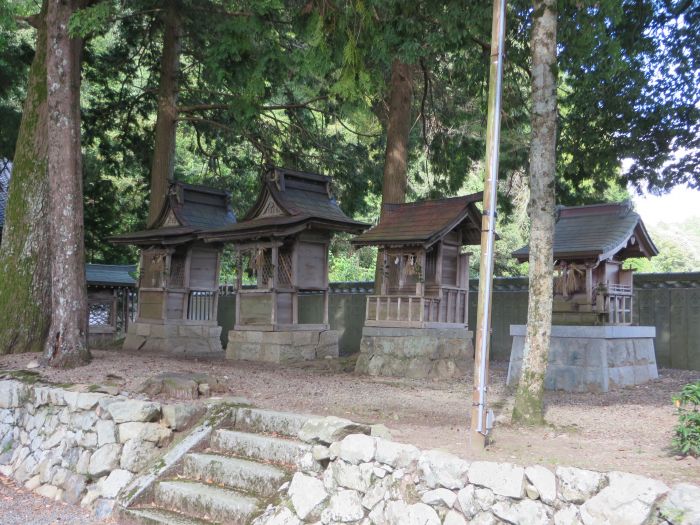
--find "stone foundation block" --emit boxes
[507,325,658,393]
[355,327,474,379]
[226,330,340,363]
[122,322,223,355]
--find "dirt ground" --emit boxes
[1,349,698,486]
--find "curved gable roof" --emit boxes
[351,193,484,248]
[513,202,658,262]
[202,167,367,241]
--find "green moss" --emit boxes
[2,440,13,454]
[2,370,42,384]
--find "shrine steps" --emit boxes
[121,408,318,525]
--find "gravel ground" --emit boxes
[0,475,104,524]
[1,349,699,487]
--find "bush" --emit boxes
[672,381,700,457]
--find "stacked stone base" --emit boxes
[507,325,658,393]
[123,322,222,355]
[355,326,474,379]
[226,329,339,363]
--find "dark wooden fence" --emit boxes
[217,273,700,370]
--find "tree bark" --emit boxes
[381,59,413,207]
[44,0,91,368]
[147,0,182,226]
[0,1,51,355]
[512,0,558,425]
[375,59,413,284]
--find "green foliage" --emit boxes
[329,235,376,282]
[672,381,700,457]
[624,216,700,273]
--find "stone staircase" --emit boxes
[120,408,318,525]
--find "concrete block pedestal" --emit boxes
[123,322,223,355]
[226,329,340,363]
[507,325,658,393]
[355,326,474,379]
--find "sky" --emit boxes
[632,184,700,226]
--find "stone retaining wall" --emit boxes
[256,418,700,525]
[0,380,202,519]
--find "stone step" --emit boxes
[211,429,317,471]
[122,507,215,525]
[234,407,310,438]
[154,480,259,524]
[183,452,287,497]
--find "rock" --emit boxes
[321,490,365,522]
[370,424,393,440]
[107,400,161,423]
[35,484,59,500]
[580,471,669,525]
[162,403,205,431]
[120,439,157,472]
[89,443,121,477]
[331,460,374,492]
[299,416,370,445]
[362,477,390,509]
[42,428,67,450]
[76,449,91,475]
[418,450,469,489]
[456,485,479,518]
[26,360,40,369]
[525,465,556,504]
[312,445,330,462]
[556,466,607,504]
[368,500,385,524]
[469,461,525,498]
[288,472,328,520]
[660,483,700,525]
[444,509,468,525]
[24,475,41,490]
[474,488,495,510]
[73,392,109,411]
[100,469,133,498]
[0,381,29,408]
[338,434,376,464]
[492,499,549,525]
[254,507,302,525]
[61,472,86,504]
[93,498,115,520]
[375,439,421,469]
[421,487,457,508]
[554,504,582,525]
[384,500,441,525]
[118,422,171,445]
[96,420,117,446]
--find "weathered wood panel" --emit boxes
[139,291,164,320]
[190,249,218,289]
[296,242,326,289]
[166,291,185,319]
[276,292,293,324]
[239,294,272,325]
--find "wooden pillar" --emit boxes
[271,245,278,326]
[585,264,593,306]
[380,248,388,295]
[235,247,242,326]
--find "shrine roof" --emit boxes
[111,182,236,245]
[201,167,368,242]
[512,202,659,262]
[86,264,137,287]
[351,193,484,248]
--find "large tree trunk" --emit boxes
[44,0,91,368]
[381,59,413,207]
[375,59,413,284]
[147,0,182,226]
[0,2,52,355]
[512,0,558,425]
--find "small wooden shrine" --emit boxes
[512,201,658,325]
[86,264,136,347]
[111,182,236,354]
[201,166,368,362]
[351,193,484,379]
[508,202,660,392]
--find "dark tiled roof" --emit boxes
[111,182,236,245]
[0,161,11,234]
[86,264,136,287]
[203,167,367,241]
[351,193,483,248]
[513,202,658,262]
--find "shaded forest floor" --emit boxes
[1,349,698,486]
